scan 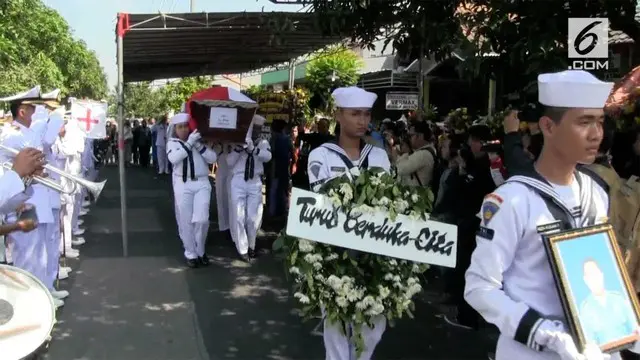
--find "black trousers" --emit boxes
[139,145,150,167]
[450,221,481,329]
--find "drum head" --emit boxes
[0,264,56,360]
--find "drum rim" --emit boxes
[0,264,57,360]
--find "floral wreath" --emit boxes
[273,167,433,356]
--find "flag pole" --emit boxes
[117,15,129,257]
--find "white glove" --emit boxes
[534,319,611,360]
[245,139,255,152]
[186,130,201,148]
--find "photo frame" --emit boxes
[544,224,640,353]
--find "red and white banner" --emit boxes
[70,99,107,139]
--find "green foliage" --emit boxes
[157,76,212,113]
[0,0,108,100]
[305,46,363,112]
[107,77,212,118]
[310,0,639,80]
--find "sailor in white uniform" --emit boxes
[0,86,66,307]
[58,118,85,259]
[166,113,217,268]
[226,115,271,262]
[307,86,390,360]
[464,70,637,360]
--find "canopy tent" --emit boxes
[114,11,343,256]
[117,12,343,81]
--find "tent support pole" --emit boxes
[117,31,129,257]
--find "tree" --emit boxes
[305,46,363,111]
[107,77,213,118]
[310,0,639,81]
[0,0,108,100]
[156,76,212,113]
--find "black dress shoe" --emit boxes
[186,258,199,268]
[199,255,210,266]
[248,248,257,259]
[239,253,251,263]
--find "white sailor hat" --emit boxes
[169,113,190,125]
[538,70,613,108]
[0,85,43,105]
[252,114,266,126]
[332,86,377,109]
[42,89,60,100]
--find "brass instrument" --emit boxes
[0,162,71,194]
[0,144,106,202]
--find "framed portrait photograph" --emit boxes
[544,224,640,353]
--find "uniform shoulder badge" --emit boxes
[482,193,503,225]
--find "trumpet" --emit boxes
[0,144,107,203]
[0,162,72,194]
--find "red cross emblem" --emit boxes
[78,108,99,131]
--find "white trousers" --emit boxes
[172,176,211,259]
[229,175,263,255]
[215,162,230,231]
[45,209,61,290]
[11,223,49,286]
[61,194,75,251]
[157,145,169,174]
[323,316,386,360]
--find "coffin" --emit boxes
[187,87,259,143]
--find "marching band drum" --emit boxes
[0,264,56,360]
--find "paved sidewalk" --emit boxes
[43,166,496,360]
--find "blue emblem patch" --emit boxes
[482,201,500,225]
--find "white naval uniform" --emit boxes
[464,171,619,360]
[307,141,390,360]
[42,139,62,290]
[226,140,271,255]
[57,126,84,253]
[215,146,230,232]
[167,138,216,260]
[1,122,52,285]
[154,123,169,174]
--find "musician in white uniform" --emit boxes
[166,113,217,268]
[227,115,271,262]
[464,70,637,360]
[307,86,390,360]
[58,118,85,259]
[0,86,67,307]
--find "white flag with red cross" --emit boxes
[70,99,108,139]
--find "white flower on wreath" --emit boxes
[294,292,310,304]
[339,183,354,202]
[370,176,382,186]
[298,239,315,253]
[349,167,361,177]
[411,193,420,203]
[393,199,409,213]
[304,253,323,264]
[289,266,301,276]
[379,196,391,207]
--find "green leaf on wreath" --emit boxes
[272,236,283,251]
[290,250,298,265]
[356,189,367,205]
[342,251,349,260]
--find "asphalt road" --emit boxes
[42,166,496,360]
